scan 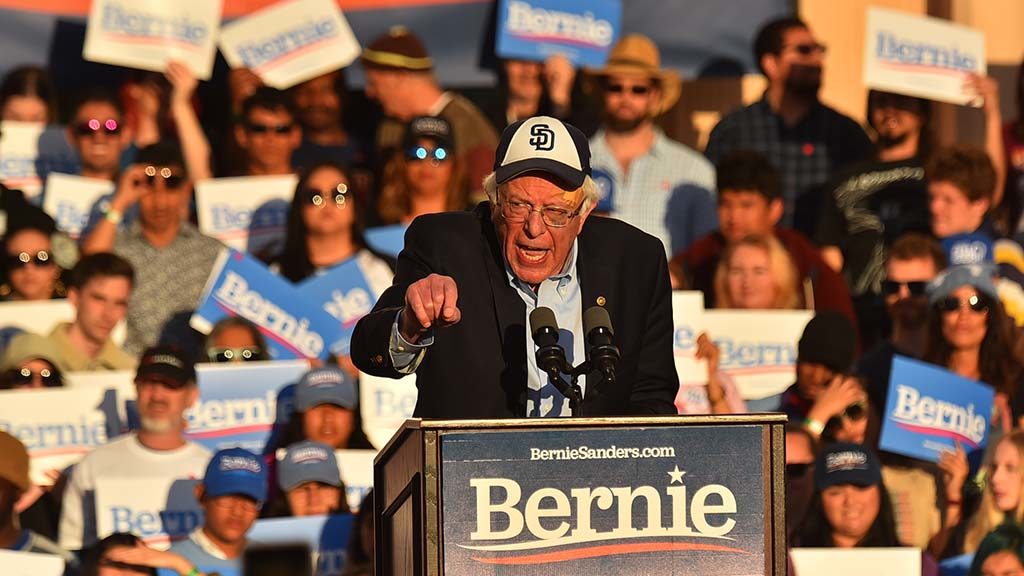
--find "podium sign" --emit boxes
[375,415,786,575]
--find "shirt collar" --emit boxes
[190,527,233,561]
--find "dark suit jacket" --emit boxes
[351,202,677,419]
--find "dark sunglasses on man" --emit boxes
[880,280,928,297]
[605,83,652,96]
[5,250,53,270]
[786,42,827,56]
[303,183,348,208]
[207,346,263,363]
[75,118,121,137]
[247,122,294,135]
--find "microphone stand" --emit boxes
[543,359,599,417]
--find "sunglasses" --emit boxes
[786,42,827,56]
[139,165,186,189]
[303,183,348,208]
[605,83,651,96]
[75,118,121,136]
[247,122,294,134]
[6,250,52,270]
[937,293,990,314]
[6,366,61,388]
[207,346,262,363]
[841,401,868,421]
[786,463,812,477]
[881,280,928,297]
[407,145,449,162]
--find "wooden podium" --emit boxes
[374,414,787,576]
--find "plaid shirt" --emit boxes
[114,222,222,355]
[705,96,873,236]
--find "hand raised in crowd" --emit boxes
[993,392,1013,434]
[963,73,999,110]
[543,54,576,110]
[695,332,729,411]
[105,542,203,576]
[229,67,263,112]
[109,164,152,214]
[938,440,969,505]
[166,60,199,108]
[399,273,461,343]
[806,374,866,428]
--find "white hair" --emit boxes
[482,171,599,212]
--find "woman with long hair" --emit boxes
[375,116,469,225]
[713,234,803,310]
[969,522,1024,576]
[0,218,65,301]
[957,431,1024,556]
[0,65,56,123]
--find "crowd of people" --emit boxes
[0,11,1023,576]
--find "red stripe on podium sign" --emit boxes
[473,541,750,565]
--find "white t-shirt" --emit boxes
[58,433,211,550]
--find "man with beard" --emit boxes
[852,233,952,550]
[705,17,873,238]
[58,346,211,551]
[81,142,222,354]
[290,70,366,172]
[586,34,715,255]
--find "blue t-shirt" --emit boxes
[162,531,240,576]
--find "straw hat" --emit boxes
[585,34,681,116]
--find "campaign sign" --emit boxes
[703,309,812,400]
[791,547,921,576]
[96,476,203,549]
[0,386,119,485]
[335,449,375,511]
[0,122,79,200]
[298,260,377,355]
[880,355,994,463]
[0,550,66,576]
[495,0,621,67]
[942,233,993,266]
[42,173,115,240]
[65,370,137,437]
[219,0,360,89]
[195,175,297,254]
[364,224,406,258]
[83,0,222,80]
[672,291,707,385]
[440,425,764,574]
[358,372,416,450]
[248,514,354,576]
[191,249,344,360]
[186,360,309,453]
[864,7,985,106]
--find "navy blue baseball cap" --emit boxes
[815,443,882,490]
[203,448,268,504]
[294,366,357,412]
[278,441,341,492]
[494,116,591,189]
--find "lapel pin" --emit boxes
[596,296,606,306]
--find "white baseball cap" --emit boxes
[493,116,591,189]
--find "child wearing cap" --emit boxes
[795,443,939,575]
[166,448,269,574]
[278,366,369,451]
[265,440,349,518]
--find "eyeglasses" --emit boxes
[208,346,262,363]
[246,122,294,134]
[786,463,812,477]
[605,83,652,96]
[881,280,928,297]
[937,293,990,314]
[74,118,121,136]
[785,42,827,56]
[140,165,186,189]
[5,250,52,270]
[5,367,62,388]
[407,145,449,162]
[499,197,582,228]
[841,401,868,421]
[303,183,348,208]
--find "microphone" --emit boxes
[529,307,569,380]
[583,306,619,382]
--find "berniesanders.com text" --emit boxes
[529,445,676,461]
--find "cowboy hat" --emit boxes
[585,34,681,116]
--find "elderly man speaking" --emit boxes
[352,116,676,418]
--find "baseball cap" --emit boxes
[294,366,356,412]
[136,345,195,387]
[402,115,454,151]
[278,441,341,492]
[203,448,268,503]
[494,116,591,189]
[0,431,30,492]
[815,443,882,490]
[927,263,999,304]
